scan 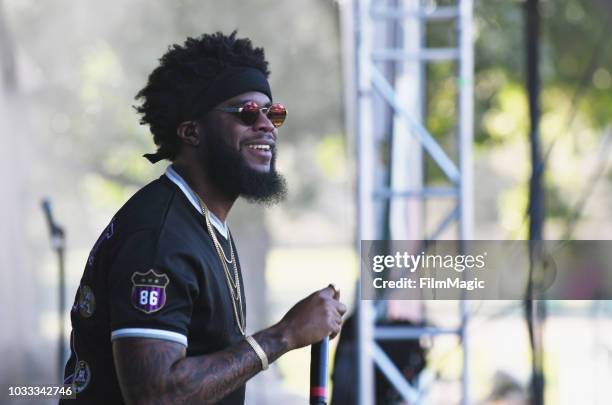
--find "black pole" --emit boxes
[524,1,545,404]
[42,199,66,379]
[57,241,66,377]
[526,0,544,241]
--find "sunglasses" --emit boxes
[216,101,287,128]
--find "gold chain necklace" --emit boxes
[213,225,234,264]
[219,242,233,264]
[196,196,246,336]
[208,227,238,290]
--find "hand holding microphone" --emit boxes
[276,284,345,404]
[278,283,346,349]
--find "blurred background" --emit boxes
[0,0,611,404]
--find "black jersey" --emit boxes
[61,167,247,404]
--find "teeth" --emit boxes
[247,144,271,151]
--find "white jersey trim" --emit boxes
[111,328,188,347]
[165,165,229,239]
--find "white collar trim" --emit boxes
[165,165,229,239]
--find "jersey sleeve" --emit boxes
[108,229,200,347]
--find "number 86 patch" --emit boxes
[131,269,169,314]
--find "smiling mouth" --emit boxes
[245,144,272,151]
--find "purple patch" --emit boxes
[131,270,169,314]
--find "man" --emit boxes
[61,31,346,404]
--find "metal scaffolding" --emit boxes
[346,0,475,403]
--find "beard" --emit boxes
[203,130,287,205]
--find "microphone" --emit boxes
[310,336,329,405]
[41,198,65,249]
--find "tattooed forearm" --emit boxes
[251,324,291,364]
[113,323,291,404]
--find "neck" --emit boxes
[171,159,236,222]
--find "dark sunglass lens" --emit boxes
[240,102,260,125]
[267,104,287,128]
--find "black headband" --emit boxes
[144,67,272,163]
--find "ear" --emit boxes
[176,121,201,146]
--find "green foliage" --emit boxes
[418,0,612,235]
[315,134,347,182]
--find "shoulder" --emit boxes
[113,176,177,233]
[100,176,203,266]
[111,175,202,239]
